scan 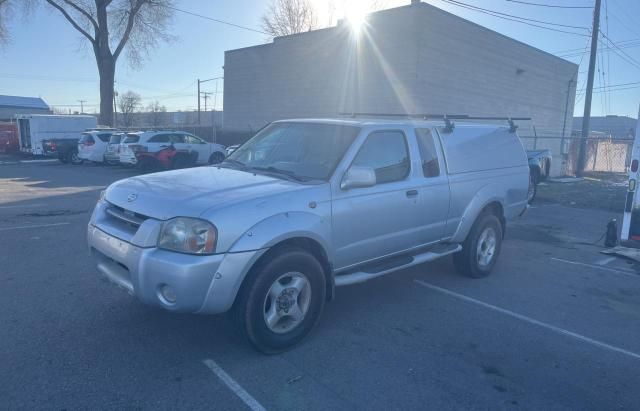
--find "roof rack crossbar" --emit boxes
[338,112,532,121]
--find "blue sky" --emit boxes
[1,0,639,117]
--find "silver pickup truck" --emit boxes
[88,118,529,353]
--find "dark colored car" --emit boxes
[42,138,82,164]
[0,123,18,154]
[526,149,552,203]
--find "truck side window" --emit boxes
[352,131,410,184]
[415,128,440,177]
[148,134,170,143]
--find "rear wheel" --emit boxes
[233,247,326,354]
[208,151,225,165]
[527,172,537,204]
[454,212,503,278]
[69,150,83,165]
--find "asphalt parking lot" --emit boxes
[2,157,640,410]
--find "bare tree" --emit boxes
[261,0,317,38]
[147,100,166,126]
[0,0,16,45]
[118,90,141,127]
[44,0,174,126]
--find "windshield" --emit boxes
[225,122,360,181]
[123,134,140,143]
[109,134,122,144]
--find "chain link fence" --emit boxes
[520,135,633,176]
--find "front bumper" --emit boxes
[88,224,265,314]
[119,153,137,165]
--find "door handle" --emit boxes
[406,189,418,197]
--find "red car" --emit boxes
[135,144,197,172]
[0,123,18,154]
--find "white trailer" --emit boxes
[16,114,97,155]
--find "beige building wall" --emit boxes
[223,3,577,175]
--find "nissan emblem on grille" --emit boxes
[127,193,137,202]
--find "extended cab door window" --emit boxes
[352,130,410,184]
[415,128,441,177]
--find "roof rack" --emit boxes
[338,112,531,133]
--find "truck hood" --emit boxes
[105,166,306,220]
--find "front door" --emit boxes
[332,130,423,270]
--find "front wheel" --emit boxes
[453,212,503,278]
[233,247,326,354]
[208,151,225,165]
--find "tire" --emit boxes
[208,151,225,165]
[69,150,83,165]
[453,212,503,278]
[137,157,158,173]
[58,154,69,164]
[232,247,326,354]
[527,172,537,204]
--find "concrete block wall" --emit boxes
[223,2,578,176]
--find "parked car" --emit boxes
[0,123,18,153]
[104,133,125,165]
[42,137,82,164]
[118,131,225,167]
[526,149,552,202]
[225,144,240,156]
[88,118,529,353]
[135,144,182,172]
[77,130,116,163]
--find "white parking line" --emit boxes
[550,257,638,278]
[595,256,616,266]
[414,279,640,361]
[0,203,46,209]
[202,359,266,411]
[0,222,70,232]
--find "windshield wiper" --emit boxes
[219,158,247,169]
[248,166,311,182]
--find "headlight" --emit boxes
[158,217,217,255]
[99,189,106,201]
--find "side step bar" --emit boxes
[334,244,462,287]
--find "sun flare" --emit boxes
[344,2,368,33]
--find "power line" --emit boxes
[599,30,640,71]
[555,38,640,56]
[505,0,592,8]
[436,0,591,37]
[166,5,268,35]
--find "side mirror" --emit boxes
[341,166,376,190]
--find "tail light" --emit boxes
[632,159,638,172]
[129,145,148,153]
[50,142,57,151]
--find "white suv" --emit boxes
[77,130,114,163]
[119,131,226,166]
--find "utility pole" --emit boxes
[197,77,223,125]
[201,92,212,111]
[577,0,602,177]
[77,100,86,114]
[113,91,118,128]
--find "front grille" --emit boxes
[105,203,149,228]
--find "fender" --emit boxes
[450,183,505,243]
[228,211,333,260]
